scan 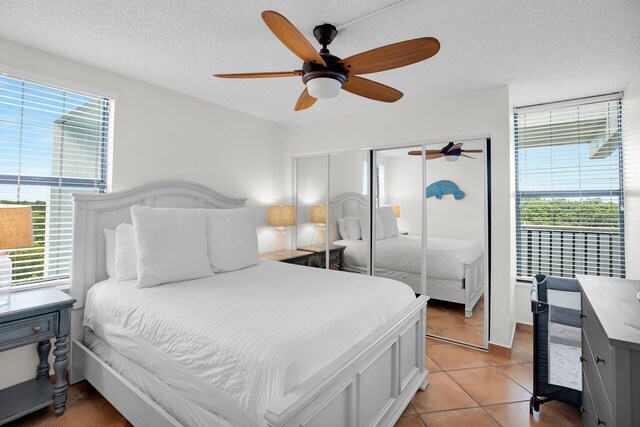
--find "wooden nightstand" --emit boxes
[260,250,313,266]
[298,244,346,271]
[0,288,76,423]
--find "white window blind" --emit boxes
[0,73,112,287]
[515,94,624,280]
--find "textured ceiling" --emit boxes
[1,0,639,125]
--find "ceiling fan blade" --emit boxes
[461,149,483,153]
[340,37,440,75]
[460,154,476,159]
[408,150,441,156]
[261,11,327,67]
[342,76,403,103]
[426,152,443,160]
[214,71,302,79]
[294,88,317,111]
[448,143,463,152]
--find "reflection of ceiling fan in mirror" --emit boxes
[408,142,483,161]
[214,10,440,111]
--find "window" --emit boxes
[515,94,624,280]
[0,72,112,287]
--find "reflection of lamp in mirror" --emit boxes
[310,205,327,244]
[391,205,400,218]
[268,205,295,254]
[0,205,34,306]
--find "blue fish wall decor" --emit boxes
[426,180,465,200]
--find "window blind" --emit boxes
[515,94,624,280]
[0,73,112,287]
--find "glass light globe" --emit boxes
[444,155,459,162]
[306,77,341,99]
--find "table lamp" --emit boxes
[268,205,295,253]
[310,205,327,244]
[0,205,34,305]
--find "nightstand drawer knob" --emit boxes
[32,326,41,333]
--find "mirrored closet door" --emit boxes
[295,155,329,265]
[328,150,370,275]
[294,138,491,350]
[422,138,490,348]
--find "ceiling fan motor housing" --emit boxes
[301,51,348,87]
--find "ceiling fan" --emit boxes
[408,142,483,161]
[214,10,440,111]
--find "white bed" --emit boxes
[330,192,484,317]
[70,180,429,427]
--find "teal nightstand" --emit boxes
[0,288,75,424]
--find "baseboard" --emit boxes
[488,343,511,358]
[516,322,533,334]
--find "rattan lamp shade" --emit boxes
[391,205,400,218]
[268,205,295,227]
[0,205,33,250]
[310,205,327,224]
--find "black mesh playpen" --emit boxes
[529,274,582,413]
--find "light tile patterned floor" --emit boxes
[6,330,582,427]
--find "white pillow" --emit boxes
[345,216,362,240]
[378,206,399,239]
[115,223,137,282]
[104,228,116,279]
[206,207,259,273]
[131,206,212,288]
[337,217,349,240]
[358,207,385,241]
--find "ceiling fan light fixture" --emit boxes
[306,76,342,99]
[444,155,459,162]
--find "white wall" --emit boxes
[286,86,516,348]
[623,69,640,280]
[0,38,289,389]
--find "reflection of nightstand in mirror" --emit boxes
[298,244,346,270]
[260,250,313,266]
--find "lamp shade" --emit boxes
[0,205,33,250]
[268,205,295,227]
[391,205,400,218]
[306,77,341,99]
[310,205,327,224]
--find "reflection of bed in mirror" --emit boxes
[330,192,484,317]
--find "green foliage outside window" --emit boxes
[520,198,619,228]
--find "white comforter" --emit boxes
[335,235,483,281]
[84,260,415,426]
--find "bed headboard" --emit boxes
[329,192,367,240]
[70,180,246,308]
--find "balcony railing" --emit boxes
[517,224,625,279]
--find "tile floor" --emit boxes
[396,329,583,427]
[7,330,582,427]
[427,296,485,347]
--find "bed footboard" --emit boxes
[463,254,484,318]
[265,295,429,427]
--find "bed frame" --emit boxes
[69,180,428,427]
[330,192,483,317]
